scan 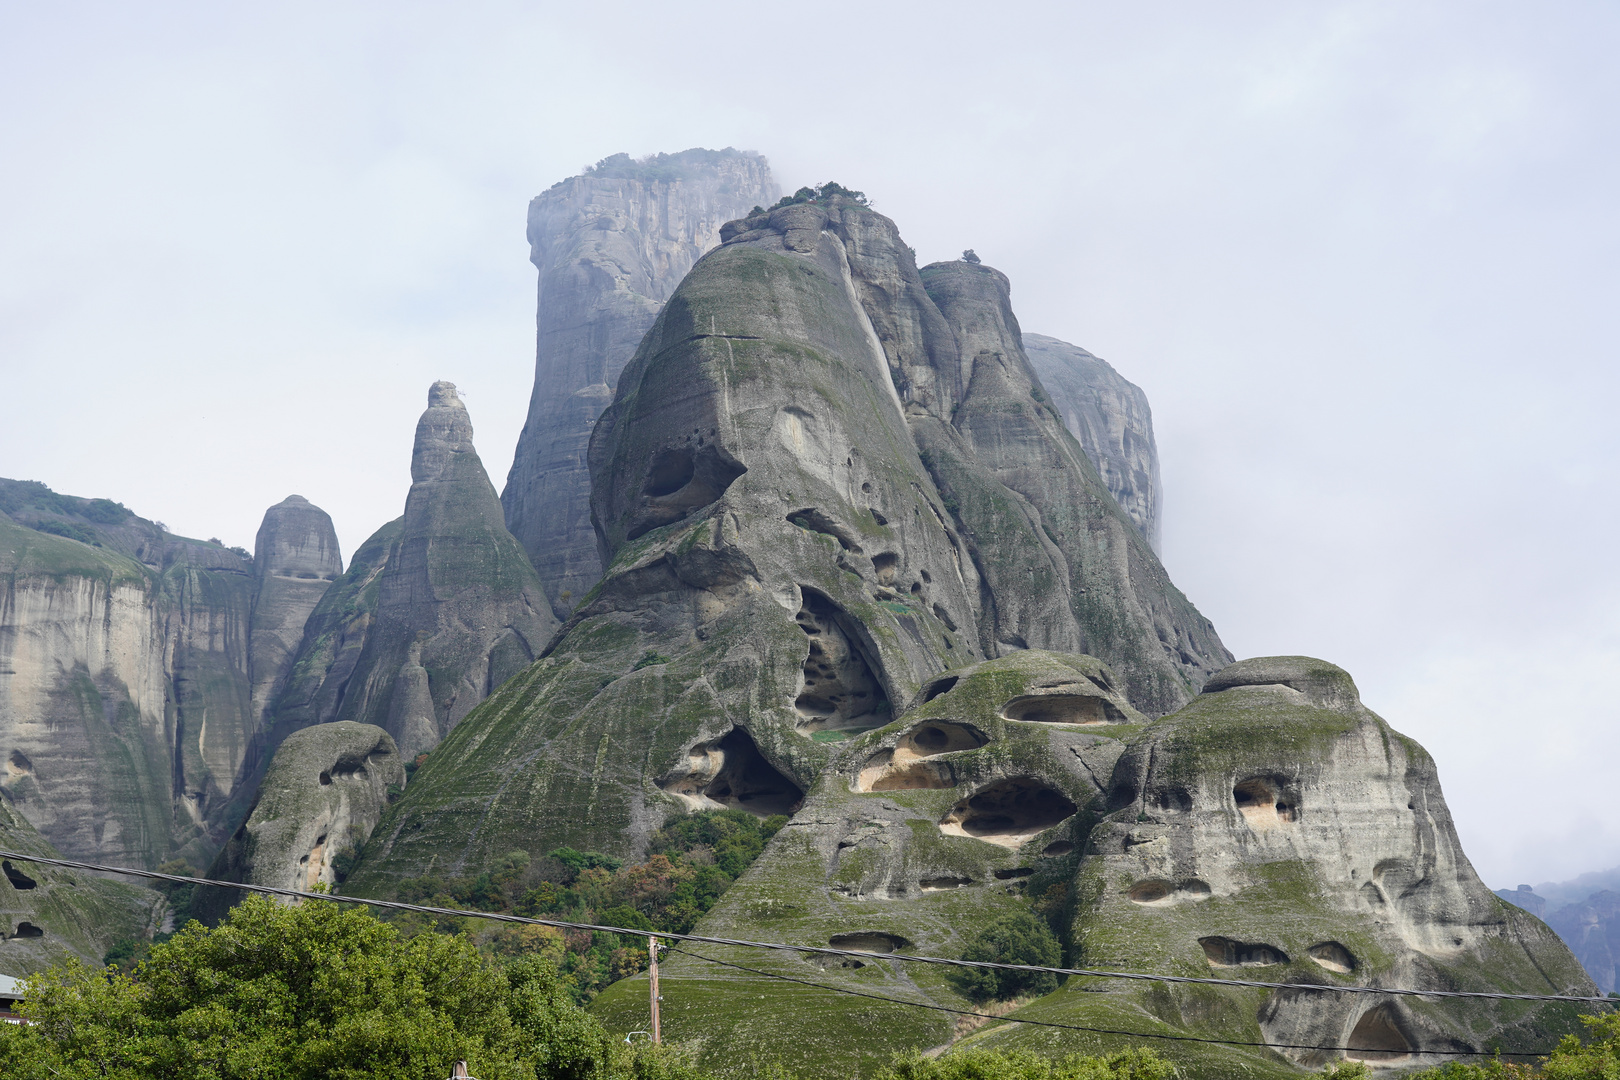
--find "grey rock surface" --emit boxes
[266,384,557,761]
[592,655,1591,1078]
[194,722,403,923]
[350,193,1228,892]
[501,148,778,619]
[248,496,341,727]
[0,789,159,973]
[1546,891,1620,993]
[1023,333,1161,550]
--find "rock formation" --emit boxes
[265,383,557,761]
[590,655,1591,1078]
[347,191,1229,894]
[501,148,778,619]
[1545,892,1620,994]
[1023,334,1161,550]
[192,722,402,923]
[0,788,159,972]
[0,481,344,871]
[248,496,341,726]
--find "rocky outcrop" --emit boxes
[0,481,343,871]
[501,148,778,619]
[348,192,1228,892]
[192,722,402,923]
[248,496,341,726]
[590,655,1590,1078]
[0,789,160,972]
[1546,892,1620,994]
[1023,334,1161,550]
[266,384,556,761]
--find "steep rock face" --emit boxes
[248,496,341,726]
[193,722,402,923]
[349,195,1225,890]
[0,790,159,972]
[591,656,1590,1078]
[267,384,556,762]
[914,262,1224,709]
[1545,892,1620,993]
[501,148,778,618]
[1022,334,1161,550]
[0,481,344,870]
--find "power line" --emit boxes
[1,848,1610,1008]
[669,947,1550,1059]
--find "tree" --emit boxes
[876,1047,1171,1080]
[962,249,981,264]
[0,894,613,1080]
[951,909,1063,1003]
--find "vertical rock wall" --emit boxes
[1023,333,1161,551]
[501,148,778,618]
[248,496,341,726]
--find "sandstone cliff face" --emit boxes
[350,194,1227,891]
[501,149,778,619]
[590,655,1590,1079]
[0,481,343,872]
[0,790,159,972]
[267,384,556,762]
[193,722,402,924]
[1023,334,1161,550]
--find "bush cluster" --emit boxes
[387,809,786,1001]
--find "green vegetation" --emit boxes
[31,519,102,545]
[1,893,747,1080]
[952,910,1063,1003]
[876,1048,1170,1080]
[760,180,871,212]
[387,810,786,1001]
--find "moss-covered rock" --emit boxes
[0,789,160,974]
[193,721,403,923]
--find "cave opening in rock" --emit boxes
[786,509,862,553]
[939,777,1078,848]
[1003,694,1125,725]
[2,861,38,890]
[830,931,909,953]
[872,552,899,585]
[1309,942,1357,973]
[1233,776,1300,828]
[793,588,891,734]
[855,751,955,792]
[1346,1005,1413,1062]
[1128,878,1210,905]
[994,867,1034,880]
[8,921,43,939]
[920,876,972,891]
[899,721,988,757]
[658,727,805,818]
[644,448,697,497]
[1041,840,1075,857]
[921,676,958,702]
[1198,936,1289,967]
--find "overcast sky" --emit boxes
[4,1,1616,889]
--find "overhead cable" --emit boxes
[0,848,1609,1007]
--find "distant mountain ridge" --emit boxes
[1498,867,1620,992]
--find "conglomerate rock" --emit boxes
[248,495,341,727]
[1023,334,1161,551]
[348,195,1228,893]
[590,655,1591,1078]
[502,149,779,619]
[0,484,344,869]
[0,788,159,973]
[193,722,402,923]
[266,384,556,762]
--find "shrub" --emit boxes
[876,1047,1171,1080]
[952,909,1063,1003]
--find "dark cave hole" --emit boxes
[8,921,44,939]
[2,861,38,890]
[644,447,697,497]
[941,777,1078,844]
[1003,694,1125,725]
[921,676,958,702]
[1198,936,1289,968]
[1309,941,1357,973]
[1346,1005,1414,1062]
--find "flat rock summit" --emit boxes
[0,158,1594,1077]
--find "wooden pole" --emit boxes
[648,933,661,1044]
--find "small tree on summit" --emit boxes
[962,249,981,264]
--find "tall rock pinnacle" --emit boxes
[267,382,558,760]
[1023,334,1162,551]
[501,149,778,619]
[248,495,341,726]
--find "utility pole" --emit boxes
[648,933,662,1044]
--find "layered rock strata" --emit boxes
[0,481,346,871]
[193,722,402,923]
[349,194,1228,890]
[1023,334,1161,550]
[266,384,556,761]
[501,148,778,618]
[0,789,160,972]
[591,656,1591,1078]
